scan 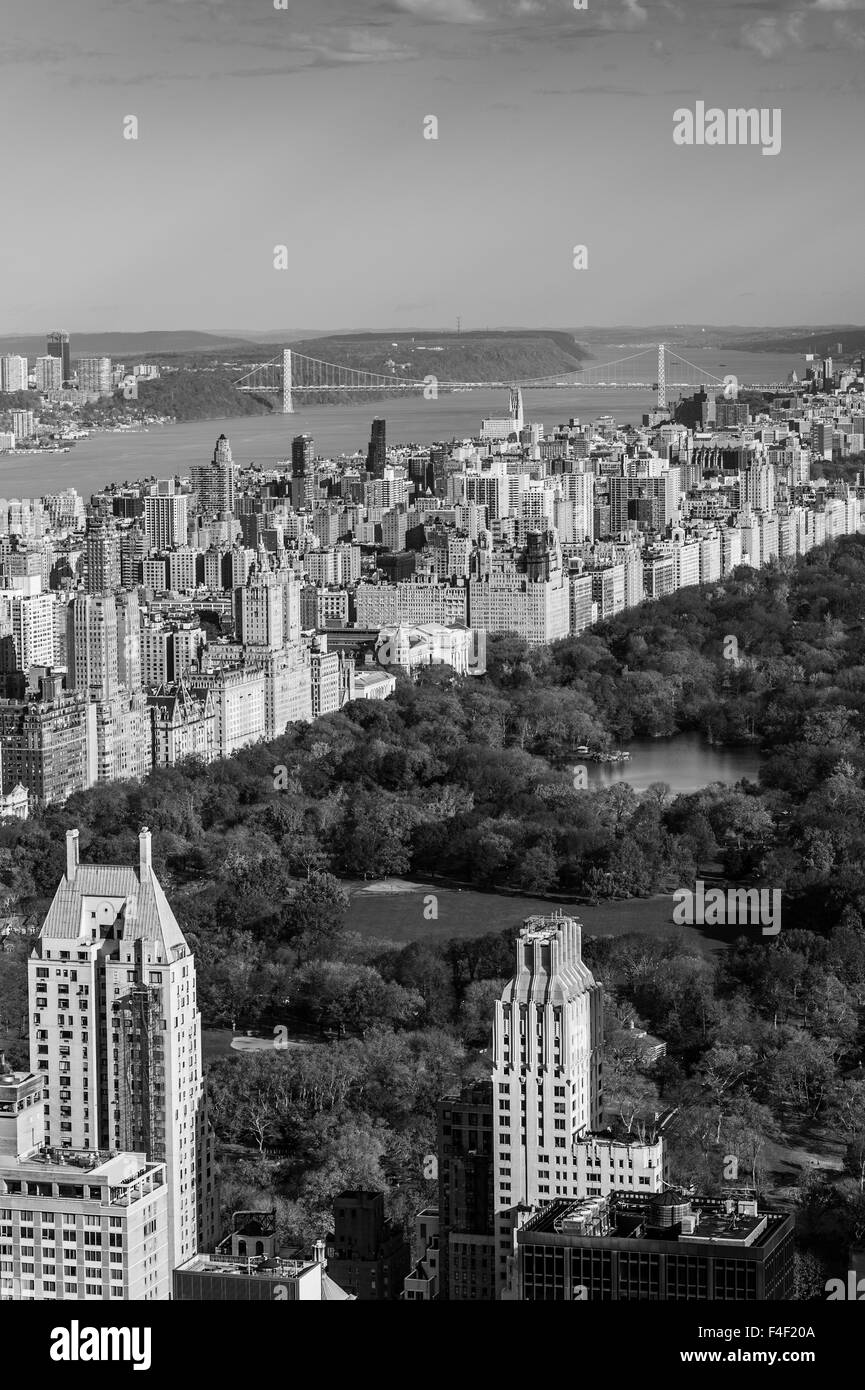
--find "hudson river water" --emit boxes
[1,347,802,497]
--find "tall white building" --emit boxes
[490,913,603,1294]
[29,827,218,1272]
[144,480,188,551]
[0,355,28,393]
[34,357,63,392]
[76,356,113,397]
[0,589,55,671]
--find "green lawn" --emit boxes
[344,882,730,956]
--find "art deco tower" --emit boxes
[29,827,217,1271]
[490,913,603,1293]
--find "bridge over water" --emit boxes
[235,344,785,414]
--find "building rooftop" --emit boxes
[37,828,188,954]
[177,1252,320,1280]
[0,1147,164,1201]
[520,1194,785,1250]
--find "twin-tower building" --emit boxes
[0,828,217,1301]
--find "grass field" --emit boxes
[344,881,730,956]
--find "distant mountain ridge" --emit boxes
[2,324,862,361]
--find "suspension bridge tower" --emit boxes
[657,343,666,410]
[282,348,293,415]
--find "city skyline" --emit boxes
[1,0,864,1324]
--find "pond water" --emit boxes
[578,732,761,794]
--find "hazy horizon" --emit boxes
[2,321,864,343]
[2,0,863,332]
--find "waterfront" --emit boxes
[0,347,802,497]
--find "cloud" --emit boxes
[739,13,805,56]
[295,29,417,64]
[599,0,648,30]
[382,0,486,19]
[831,14,865,40]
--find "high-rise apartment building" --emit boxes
[66,593,119,700]
[144,480,188,551]
[76,356,112,397]
[1,356,29,393]
[120,522,148,588]
[235,561,286,651]
[490,913,603,1295]
[0,588,56,672]
[46,332,71,387]
[29,827,218,1271]
[35,356,63,392]
[10,409,35,439]
[85,518,121,593]
[291,433,315,478]
[115,589,142,692]
[0,671,92,805]
[469,530,569,647]
[192,434,236,519]
[367,418,386,478]
[437,1082,495,1301]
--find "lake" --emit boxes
[580,732,761,794]
[0,347,803,497]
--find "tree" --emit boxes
[279,872,350,955]
[697,1042,756,1144]
[826,1078,865,1190]
[458,979,506,1046]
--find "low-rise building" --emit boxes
[512,1192,794,1301]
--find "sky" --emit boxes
[2,0,864,332]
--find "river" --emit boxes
[0,347,803,497]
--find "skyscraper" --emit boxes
[0,355,29,393]
[192,434,236,519]
[85,517,121,593]
[29,827,218,1270]
[367,418,386,477]
[46,331,71,387]
[291,433,315,478]
[144,480,188,550]
[120,521,149,588]
[235,553,286,651]
[490,913,603,1294]
[35,356,63,392]
[0,588,56,672]
[66,593,119,700]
